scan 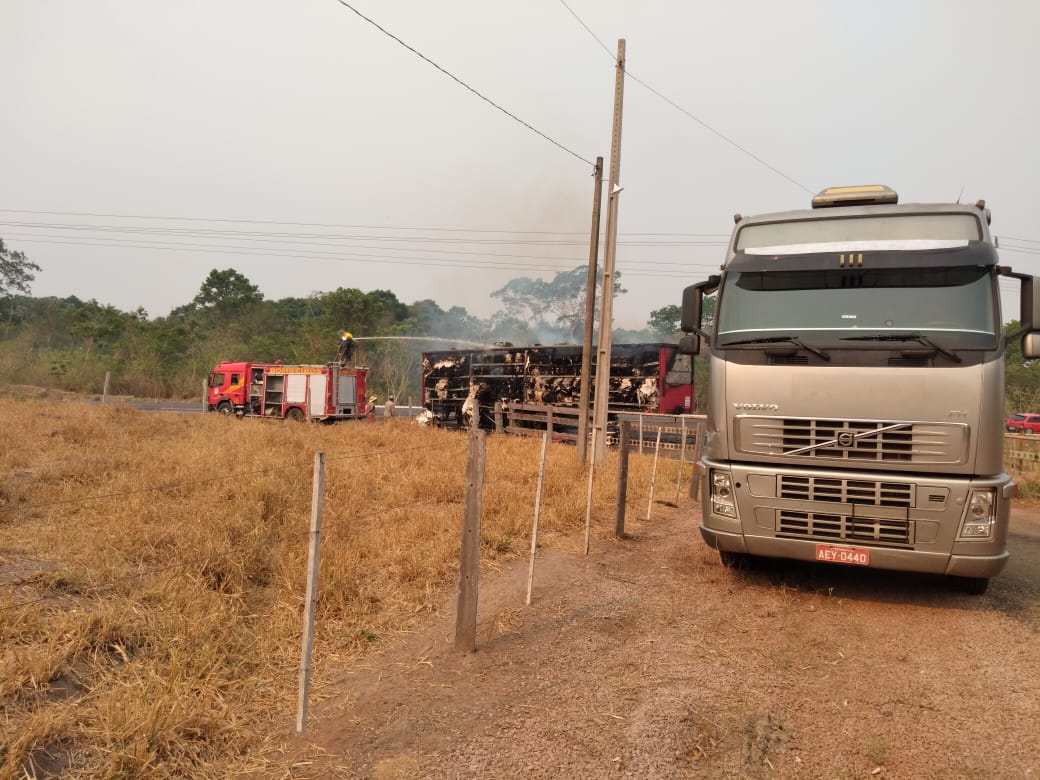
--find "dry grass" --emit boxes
[0,399,679,778]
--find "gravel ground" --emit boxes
[264,500,1040,779]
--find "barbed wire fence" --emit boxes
[0,412,704,739]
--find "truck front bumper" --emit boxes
[698,459,1012,580]
[700,524,1009,577]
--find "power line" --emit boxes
[557,0,617,59]
[0,208,729,238]
[1000,245,1040,256]
[4,234,723,279]
[556,0,815,196]
[0,219,726,247]
[331,0,594,168]
[7,236,575,274]
[3,229,725,263]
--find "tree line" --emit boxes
[0,239,684,402]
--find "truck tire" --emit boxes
[718,550,749,569]
[954,576,989,595]
[216,401,234,416]
[286,407,306,422]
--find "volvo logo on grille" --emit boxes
[733,402,779,411]
[836,431,856,447]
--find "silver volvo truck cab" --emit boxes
[680,185,1040,594]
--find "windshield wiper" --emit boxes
[841,333,962,363]
[723,335,830,361]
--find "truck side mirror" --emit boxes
[1023,277,1040,333]
[1023,333,1040,360]
[678,333,700,356]
[680,284,702,334]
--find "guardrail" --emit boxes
[1005,432,1040,474]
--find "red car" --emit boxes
[1005,412,1040,434]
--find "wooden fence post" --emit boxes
[615,421,630,538]
[674,417,687,503]
[494,401,504,434]
[201,379,208,413]
[455,429,486,652]
[296,451,325,732]
[646,428,663,521]
[102,371,111,404]
[526,431,550,605]
[584,428,598,555]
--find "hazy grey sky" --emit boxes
[3,1,1038,328]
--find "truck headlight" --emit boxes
[711,469,738,519]
[959,489,995,539]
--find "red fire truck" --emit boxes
[207,361,367,422]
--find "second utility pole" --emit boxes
[577,156,603,467]
[592,38,626,465]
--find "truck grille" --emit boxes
[778,476,913,507]
[738,417,967,464]
[778,510,912,546]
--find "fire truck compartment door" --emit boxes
[309,375,327,416]
[337,374,357,407]
[286,374,308,404]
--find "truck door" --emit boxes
[285,374,308,406]
[336,373,357,415]
[309,375,328,417]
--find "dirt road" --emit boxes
[271,501,1040,779]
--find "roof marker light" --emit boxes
[811,184,899,209]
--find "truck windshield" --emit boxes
[717,265,996,346]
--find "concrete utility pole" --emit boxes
[592,39,626,464]
[577,156,604,467]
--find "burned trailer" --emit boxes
[421,343,693,429]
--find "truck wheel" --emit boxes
[286,407,306,422]
[1024,428,1034,435]
[954,576,989,595]
[217,401,234,416]
[718,550,749,569]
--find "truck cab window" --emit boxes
[718,266,996,345]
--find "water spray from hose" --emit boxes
[350,336,496,348]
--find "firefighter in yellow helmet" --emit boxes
[336,331,354,366]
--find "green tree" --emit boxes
[190,268,263,320]
[647,305,681,340]
[318,287,408,337]
[0,239,42,323]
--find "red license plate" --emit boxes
[815,544,870,566]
